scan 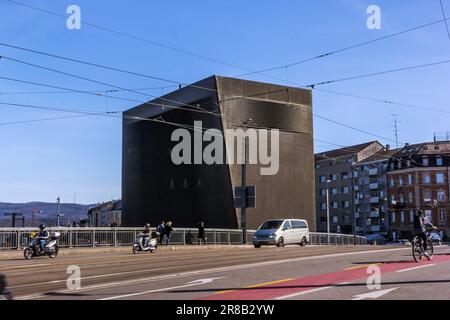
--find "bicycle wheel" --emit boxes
[425,239,434,260]
[412,237,422,263]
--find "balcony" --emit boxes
[370,225,381,232]
[354,199,360,205]
[370,211,380,218]
[369,168,378,176]
[370,197,380,204]
[369,183,379,190]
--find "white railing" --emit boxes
[0,227,367,250]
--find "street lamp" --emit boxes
[241,118,253,244]
[326,179,331,244]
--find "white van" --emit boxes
[252,219,310,248]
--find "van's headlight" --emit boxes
[269,233,277,238]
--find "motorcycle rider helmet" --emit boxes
[145,223,150,228]
[39,224,46,230]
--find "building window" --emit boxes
[399,194,404,203]
[321,203,327,210]
[400,211,405,223]
[342,172,349,180]
[344,215,350,223]
[439,209,446,222]
[342,186,349,194]
[342,201,350,208]
[436,157,443,166]
[332,202,338,209]
[398,176,403,186]
[398,161,402,169]
[407,174,413,185]
[331,174,337,181]
[320,189,327,197]
[390,178,395,187]
[422,157,429,166]
[425,210,432,222]
[391,212,396,223]
[332,188,338,195]
[390,163,395,170]
[408,192,413,203]
[424,191,432,203]
[332,216,338,224]
[437,190,446,202]
[320,176,326,183]
[407,160,411,168]
[409,210,414,223]
[436,173,445,184]
[423,174,431,184]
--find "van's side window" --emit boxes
[282,221,291,230]
[291,220,308,229]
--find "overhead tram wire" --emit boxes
[235,17,450,78]
[2,41,450,117]
[0,55,220,117]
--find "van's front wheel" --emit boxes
[276,238,285,247]
[300,237,307,247]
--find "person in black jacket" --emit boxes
[198,222,206,245]
[165,221,173,245]
[413,209,436,259]
[0,273,12,300]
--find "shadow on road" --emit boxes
[168,279,450,294]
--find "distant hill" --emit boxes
[0,202,93,227]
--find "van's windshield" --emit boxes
[259,220,283,230]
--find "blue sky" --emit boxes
[0,0,449,204]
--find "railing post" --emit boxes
[113,229,117,247]
[16,230,20,250]
[214,230,217,245]
[228,231,231,245]
[92,230,96,247]
[69,229,73,248]
[183,230,186,246]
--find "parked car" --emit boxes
[252,219,309,248]
[386,239,411,246]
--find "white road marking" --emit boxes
[16,247,409,300]
[396,264,436,273]
[98,277,226,300]
[352,287,398,300]
[274,281,351,300]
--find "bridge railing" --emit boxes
[0,228,367,250]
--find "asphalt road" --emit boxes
[1,244,449,300]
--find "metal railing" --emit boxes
[0,227,367,250]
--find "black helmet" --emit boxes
[39,224,46,230]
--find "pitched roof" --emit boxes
[315,141,380,161]
[356,148,400,164]
[393,141,450,158]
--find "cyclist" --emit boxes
[413,209,437,259]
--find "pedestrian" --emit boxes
[156,220,166,245]
[165,221,173,245]
[198,221,206,245]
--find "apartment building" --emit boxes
[315,141,384,234]
[387,141,450,239]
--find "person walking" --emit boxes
[165,221,173,245]
[198,221,206,245]
[156,221,165,245]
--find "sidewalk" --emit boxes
[0,244,254,260]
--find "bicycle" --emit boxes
[411,231,434,263]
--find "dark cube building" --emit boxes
[122,76,315,230]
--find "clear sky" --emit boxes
[0,0,449,204]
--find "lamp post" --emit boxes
[326,179,331,244]
[241,118,252,244]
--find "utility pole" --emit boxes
[56,197,64,227]
[241,118,252,244]
[326,179,331,244]
[392,114,400,149]
[4,213,24,228]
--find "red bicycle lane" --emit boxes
[200,253,450,300]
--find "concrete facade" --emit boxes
[122,76,315,230]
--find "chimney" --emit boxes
[386,144,390,151]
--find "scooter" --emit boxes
[133,232,159,254]
[24,232,60,260]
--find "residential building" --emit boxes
[315,141,384,234]
[87,200,122,227]
[353,146,399,238]
[387,141,450,239]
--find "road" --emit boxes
[1,245,449,300]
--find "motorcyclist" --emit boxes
[142,223,151,247]
[35,224,50,253]
[413,210,437,259]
